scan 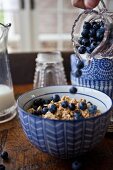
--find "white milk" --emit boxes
[0,84,15,113]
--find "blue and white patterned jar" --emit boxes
[71,54,113,99]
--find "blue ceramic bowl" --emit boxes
[17,85,112,159]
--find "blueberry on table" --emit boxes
[0,164,5,170]
[52,94,60,102]
[49,104,57,113]
[72,160,82,170]
[0,151,8,160]
[69,86,77,94]
[76,60,84,69]
[61,101,68,108]
[75,69,82,77]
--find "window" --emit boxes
[0,0,111,53]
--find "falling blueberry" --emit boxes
[76,60,84,69]
[69,86,77,94]
[75,69,82,77]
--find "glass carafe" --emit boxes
[0,23,17,123]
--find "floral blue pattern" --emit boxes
[71,54,113,98]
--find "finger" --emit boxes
[71,0,86,9]
[71,0,100,9]
[84,0,100,9]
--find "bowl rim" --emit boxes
[17,85,112,122]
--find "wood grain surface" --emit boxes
[0,84,113,170]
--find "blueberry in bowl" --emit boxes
[17,85,112,159]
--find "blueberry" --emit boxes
[92,23,100,30]
[83,22,91,29]
[33,98,44,107]
[89,37,96,43]
[42,107,48,114]
[69,86,77,94]
[99,21,104,27]
[78,46,86,54]
[72,160,82,170]
[78,37,83,45]
[81,29,89,37]
[68,103,76,111]
[74,110,82,120]
[88,105,97,114]
[44,99,51,104]
[99,27,105,34]
[0,151,8,160]
[76,60,84,69]
[61,101,68,108]
[89,29,96,37]
[79,102,87,110]
[90,41,97,50]
[33,110,42,116]
[96,30,104,40]
[0,164,5,170]
[86,47,93,54]
[49,104,57,113]
[75,69,82,77]
[81,38,90,46]
[52,94,60,102]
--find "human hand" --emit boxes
[71,0,100,9]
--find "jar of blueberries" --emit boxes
[71,0,113,132]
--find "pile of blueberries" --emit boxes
[78,21,105,54]
[75,20,105,77]
[29,86,98,119]
[30,86,78,116]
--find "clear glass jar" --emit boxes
[33,51,67,88]
[0,23,17,123]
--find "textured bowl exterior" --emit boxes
[18,110,110,159]
[71,54,113,98]
[17,85,112,159]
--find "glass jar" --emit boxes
[0,23,17,123]
[33,51,67,88]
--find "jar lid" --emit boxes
[36,51,63,63]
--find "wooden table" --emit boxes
[0,84,113,170]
